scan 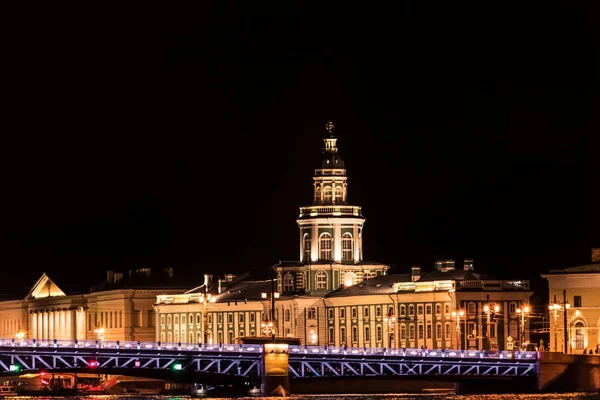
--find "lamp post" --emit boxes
[15,331,25,342]
[451,310,464,350]
[549,290,570,353]
[483,303,500,350]
[383,308,396,348]
[516,305,529,350]
[199,292,213,344]
[94,327,105,346]
[261,278,280,343]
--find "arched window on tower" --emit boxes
[303,234,311,262]
[334,186,342,204]
[315,186,321,203]
[323,186,332,204]
[342,233,353,262]
[316,271,328,289]
[319,233,332,260]
[575,321,585,350]
[283,273,294,292]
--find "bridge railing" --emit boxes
[0,338,262,353]
[0,338,537,360]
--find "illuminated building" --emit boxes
[0,268,190,342]
[542,248,600,354]
[154,122,532,350]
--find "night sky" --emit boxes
[2,2,598,294]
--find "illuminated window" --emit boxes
[303,234,311,262]
[324,186,332,203]
[316,271,328,289]
[334,186,343,203]
[468,302,476,314]
[575,322,585,350]
[342,233,353,261]
[283,273,294,291]
[319,233,332,260]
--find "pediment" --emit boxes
[26,273,66,299]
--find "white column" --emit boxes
[71,309,77,339]
[37,313,43,340]
[48,310,54,340]
[353,224,360,263]
[333,222,342,262]
[65,310,72,340]
[30,313,37,340]
[311,224,318,262]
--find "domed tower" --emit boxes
[274,122,389,295]
[297,122,364,264]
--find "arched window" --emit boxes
[174,315,179,325]
[319,233,332,260]
[167,315,172,326]
[334,186,343,203]
[283,273,294,291]
[409,324,415,340]
[352,326,358,342]
[160,315,165,325]
[316,270,328,289]
[376,326,383,341]
[167,332,173,342]
[315,186,321,203]
[340,308,346,318]
[342,233,353,261]
[284,309,291,322]
[575,321,585,350]
[363,272,371,281]
[400,325,406,340]
[303,234,311,262]
[467,302,476,314]
[365,326,371,341]
[161,332,166,342]
[324,186,332,203]
[363,306,369,318]
[340,327,346,343]
[239,313,245,323]
[250,313,255,323]
[196,331,201,343]
[196,314,201,324]
[189,331,194,343]
[408,305,415,316]
[400,305,406,316]
[307,308,317,319]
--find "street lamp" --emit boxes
[94,327,105,345]
[309,328,318,344]
[383,308,396,348]
[261,278,280,343]
[199,292,213,344]
[483,303,500,350]
[15,331,25,341]
[549,290,570,353]
[516,305,530,350]
[451,310,465,350]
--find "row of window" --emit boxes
[303,232,354,262]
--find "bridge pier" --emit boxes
[261,343,290,396]
[537,351,600,392]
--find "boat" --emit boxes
[190,383,261,398]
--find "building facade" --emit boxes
[154,122,533,351]
[0,268,190,343]
[542,249,600,354]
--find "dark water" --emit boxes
[9,394,600,400]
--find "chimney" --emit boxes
[114,272,123,283]
[106,270,114,282]
[218,279,225,294]
[163,267,174,278]
[411,266,421,282]
[464,259,474,270]
[441,260,455,273]
[435,261,443,271]
[204,274,213,288]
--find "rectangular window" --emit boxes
[400,325,406,340]
[468,322,476,337]
[445,323,451,339]
[418,324,423,339]
[134,310,142,327]
[490,324,496,338]
[426,324,432,339]
[148,310,155,327]
[436,324,442,339]
[328,327,334,343]
[426,305,432,315]
[417,305,423,315]
[574,296,582,307]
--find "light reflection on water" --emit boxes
[6,394,600,400]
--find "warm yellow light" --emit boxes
[516,308,522,314]
[261,293,267,299]
[484,305,489,312]
[15,331,25,340]
[494,305,500,312]
[459,310,464,317]
[575,309,580,317]
[523,306,530,313]
[274,292,280,299]
[565,303,571,310]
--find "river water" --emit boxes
[10,394,600,400]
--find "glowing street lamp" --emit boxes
[383,308,397,348]
[309,329,318,344]
[516,305,530,349]
[261,278,280,343]
[451,310,465,350]
[94,327,105,344]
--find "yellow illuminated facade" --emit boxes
[0,269,188,342]
[542,249,600,354]
[154,122,532,350]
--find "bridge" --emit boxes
[0,338,537,384]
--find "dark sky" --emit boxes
[1,2,598,293]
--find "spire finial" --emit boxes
[326,121,335,134]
